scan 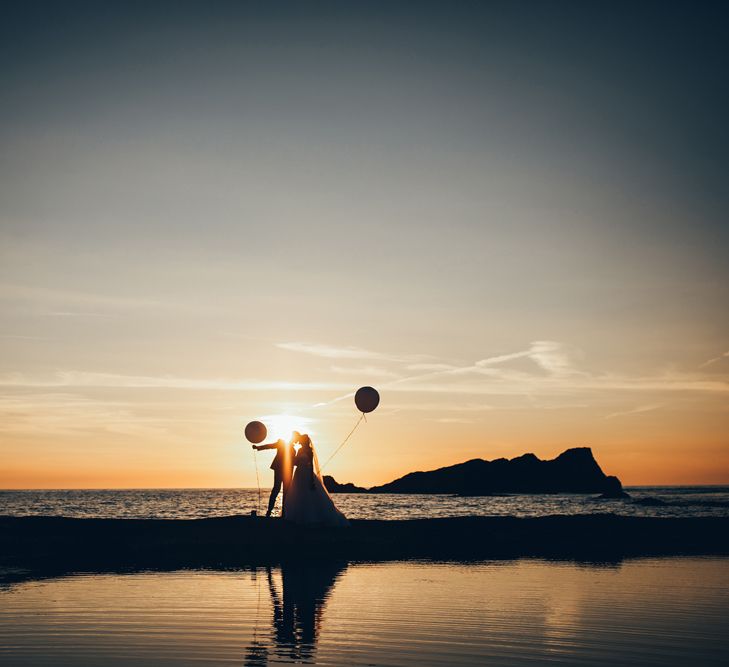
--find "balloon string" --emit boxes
[320,413,365,472]
[253,448,262,514]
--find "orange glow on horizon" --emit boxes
[2,409,728,489]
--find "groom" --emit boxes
[252,432,300,517]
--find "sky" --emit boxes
[1,1,728,488]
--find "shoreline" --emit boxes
[2,514,728,579]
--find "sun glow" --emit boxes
[260,414,314,443]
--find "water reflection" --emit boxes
[245,561,347,665]
[1,559,728,666]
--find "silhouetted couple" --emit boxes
[252,432,348,527]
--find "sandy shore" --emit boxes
[2,514,728,579]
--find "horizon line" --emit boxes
[3,483,729,492]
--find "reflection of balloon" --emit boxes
[354,386,380,413]
[245,420,267,443]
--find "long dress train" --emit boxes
[284,444,349,527]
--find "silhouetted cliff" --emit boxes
[326,447,627,497]
[322,476,367,494]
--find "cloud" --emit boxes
[387,341,576,389]
[277,342,389,360]
[474,341,578,376]
[0,371,349,392]
[384,372,729,397]
[430,417,476,424]
[277,341,426,363]
[604,404,661,420]
[474,349,533,367]
[527,340,577,376]
[329,365,402,378]
[406,363,458,372]
[379,402,495,413]
[5,342,727,430]
[0,393,170,437]
[312,392,355,408]
[309,339,729,410]
[700,351,729,368]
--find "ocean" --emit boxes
[1,486,729,520]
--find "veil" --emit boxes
[311,442,322,480]
[308,440,336,500]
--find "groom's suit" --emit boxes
[257,439,296,517]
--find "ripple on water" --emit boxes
[2,487,729,520]
[0,558,728,666]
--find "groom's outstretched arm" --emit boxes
[253,439,285,451]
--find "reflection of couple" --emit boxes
[252,432,348,527]
[244,561,347,666]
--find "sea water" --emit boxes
[1,486,728,520]
[1,558,727,666]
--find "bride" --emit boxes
[284,433,349,527]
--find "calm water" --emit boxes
[1,486,729,520]
[1,558,727,666]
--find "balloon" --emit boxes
[355,386,380,413]
[245,420,267,444]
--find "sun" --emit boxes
[260,414,313,443]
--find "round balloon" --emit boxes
[245,420,267,444]
[355,386,380,413]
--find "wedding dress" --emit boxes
[284,441,349,527]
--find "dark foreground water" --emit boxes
[1,558,727,666]
[2,486,729,520]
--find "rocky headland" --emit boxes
[325,447,628,498]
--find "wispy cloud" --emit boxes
[378,402,495,413]
[4,342,727,423]
[526,340,578,376]
[309,339,729,409]
[384,373,729,396]
[701,351,729,368]
[395,341,729,397]
[278,342,389,360]
[329,365,402,378]
[388,340,578,388]
[605,404,661,420]
[0,371,349,392]
[287,340,581,406]
[473,341,579,376]
[406,363,458,372]
[430,417,476,424]
[277,341,427,363]
[311,340,575,407]
[0,393,170,437]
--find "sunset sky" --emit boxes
[1,1,727,488]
